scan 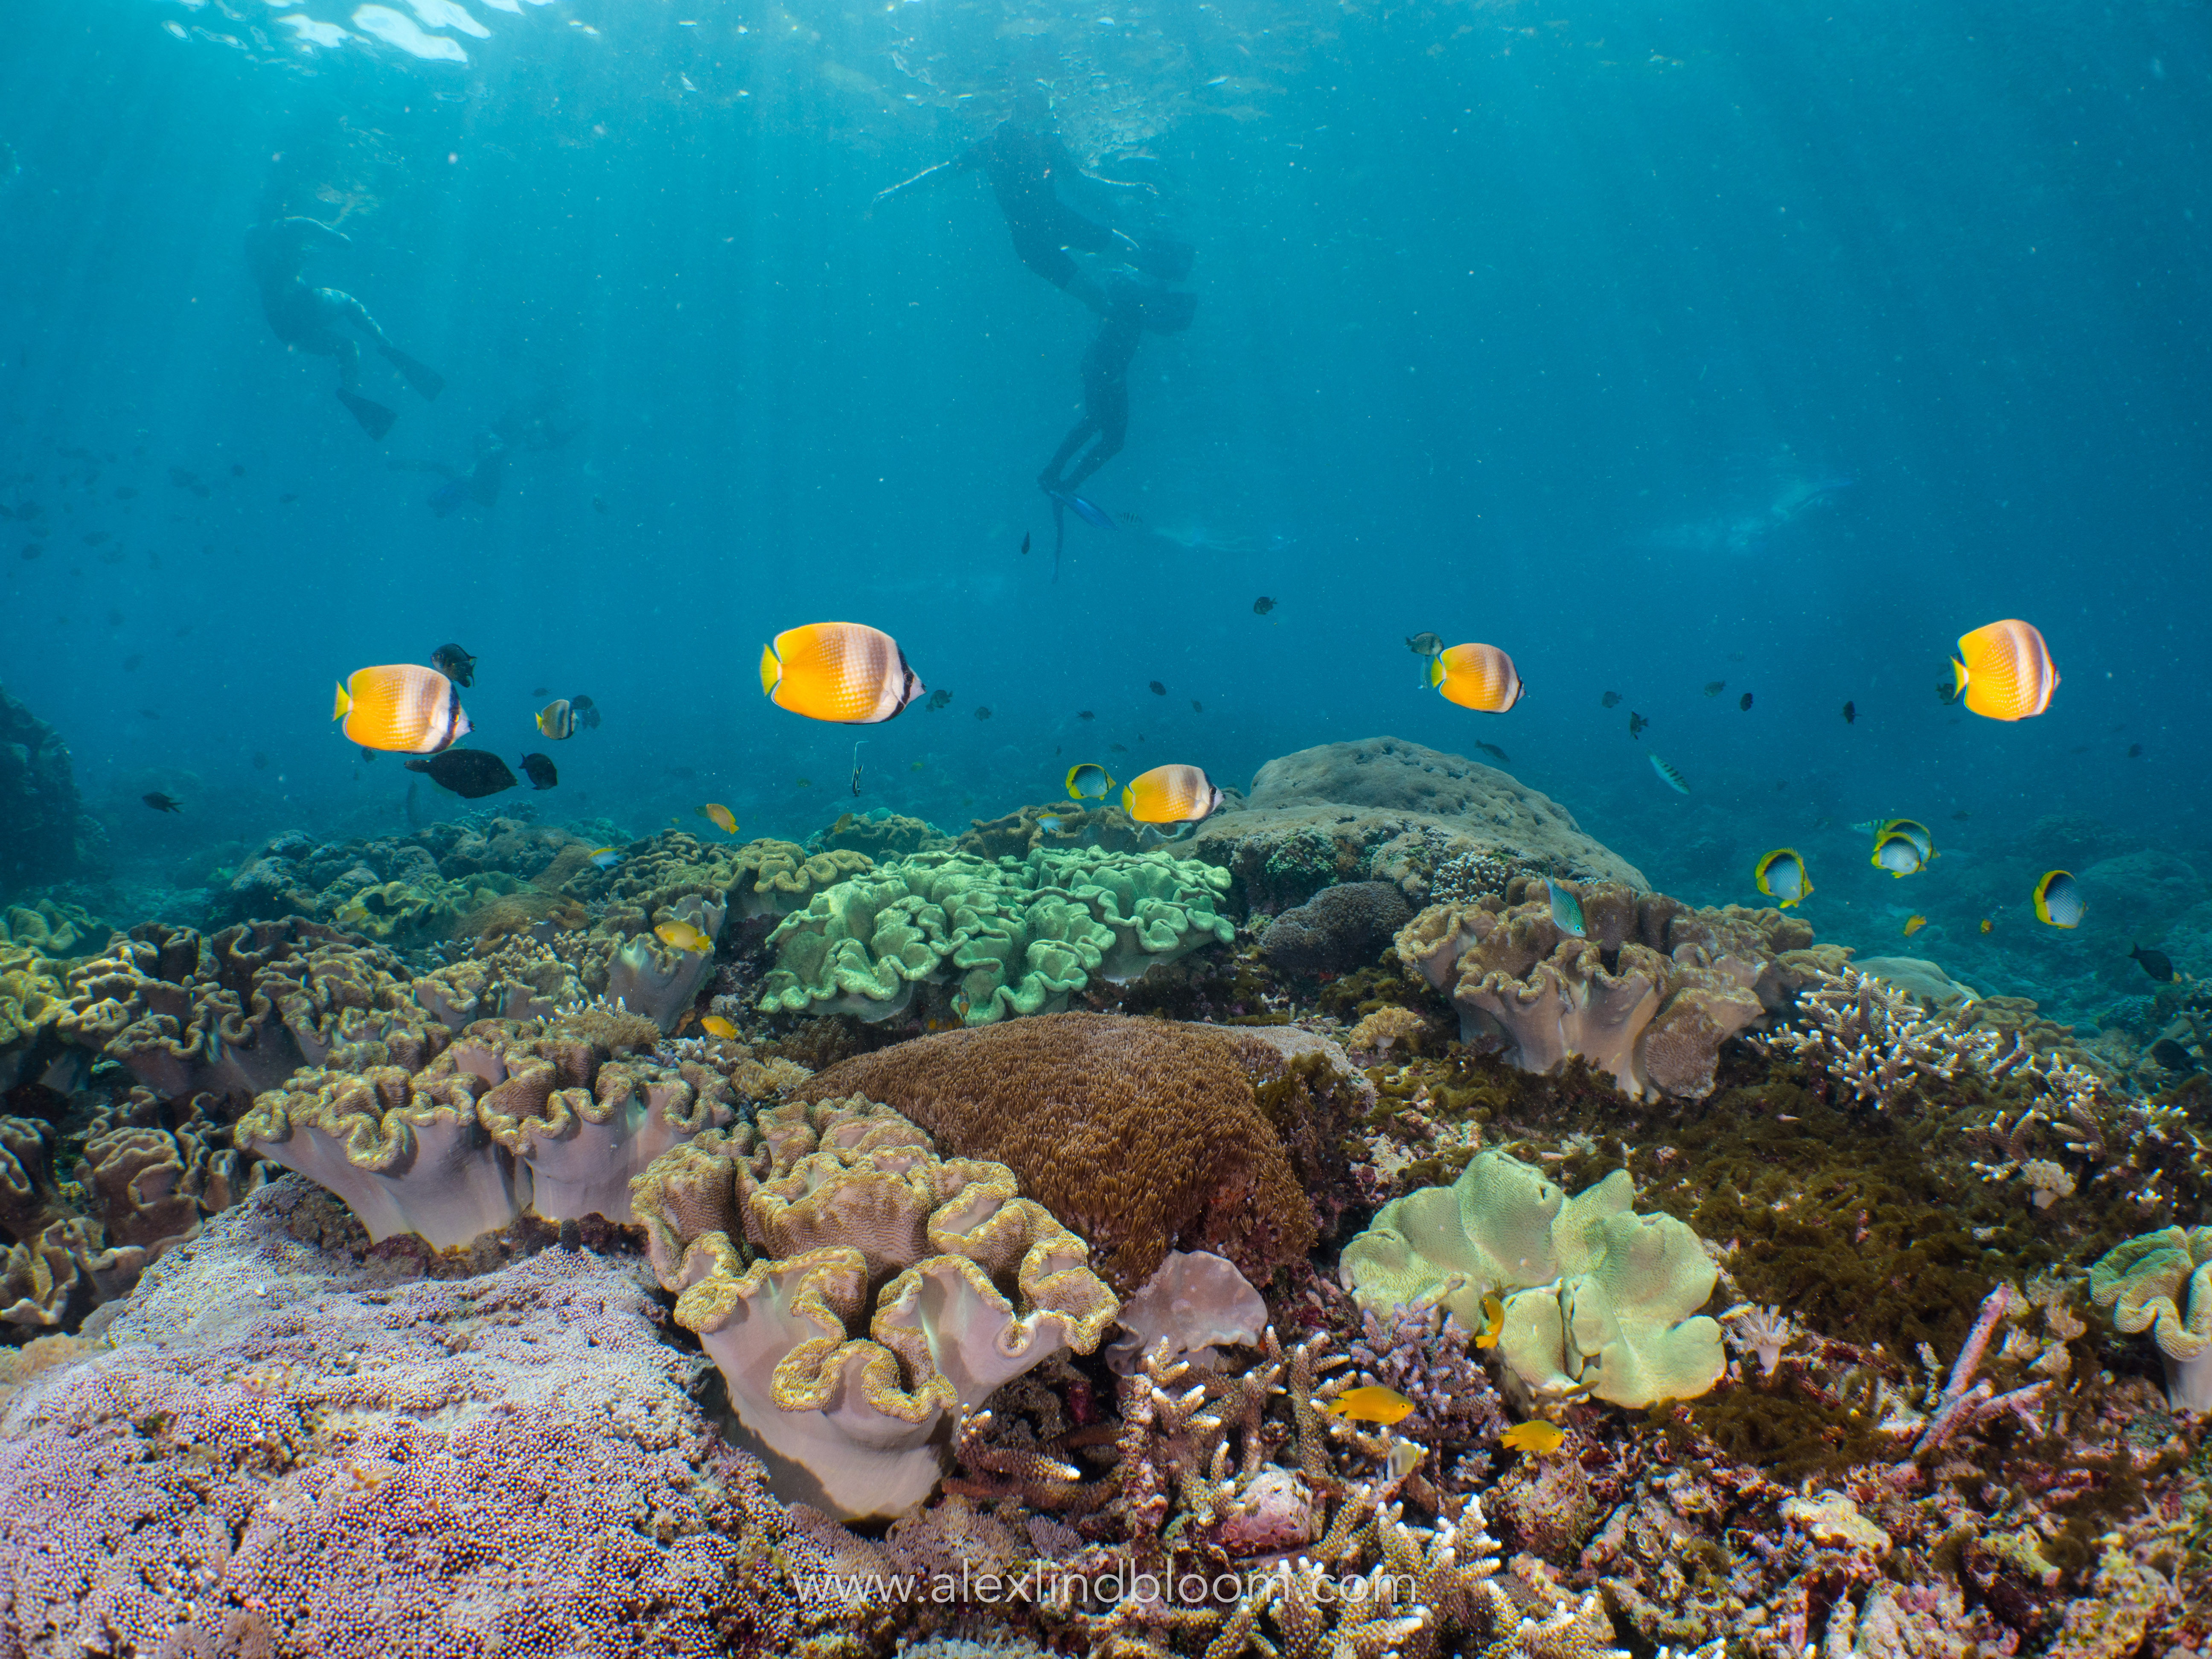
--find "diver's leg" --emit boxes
[328,335,396,437]
[1039,416,1097,492]
[323,286,444,399]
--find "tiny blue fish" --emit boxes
[1545,878,1586,938]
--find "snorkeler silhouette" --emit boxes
[245,216,445,440]
[1038,276,1192,579]
[873,90,1194,317]
[398,390,587,516]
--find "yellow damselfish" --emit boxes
[1474,1295,1505,1350]
[1324,1385,1415,1427]
[655,920,714,954]
[699,1015,738,1039]
[1501,1420,1565,1455]
[760,621,925,724]
[700,802,737,834]
[1902,914,1928,936]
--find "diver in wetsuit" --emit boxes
[403,390,588,517]
[244,216,445,440]
[1037,276,1192,578]
[873,91,1194,318]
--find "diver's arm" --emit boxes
[1052,136,1153,194]
[278,215,352,248]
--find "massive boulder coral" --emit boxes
[757,847,1234,1027]
[236,1013,745,1248]
[630,1094,1118,1519]
[1339,1149,1725,1409]
[0,1179,819,1658]
[1396,876,1829,1101]
[0,683,101,891]
[1183,735,1645,908]
[795,1013,1323,1291]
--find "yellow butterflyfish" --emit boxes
[760,621,924,724]
[1120,763,1223,826]
[1429,642,1525,713]
[332,665,469,754]
[1952,619,2058,722]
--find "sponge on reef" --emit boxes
[795,1012,1316,1292]
[1340,1149,1724,1409]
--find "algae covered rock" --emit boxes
[1339,1149,1724,1409]
[757,846,1233,1027]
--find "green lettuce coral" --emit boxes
[1339,1149,1724,1409]
[757,847,1234,1027]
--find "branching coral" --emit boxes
[1339,1150,1724,1408]
[1756,965,2003,1111]
[796,1013,1318,1292]
[629,1093,1119,1519]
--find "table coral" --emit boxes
[796,1013,1319,1292]
[758,848,1233,1028]
[1339,1149,1724,1408]
[629,1093,1118,1520]
[0,1177,815,1659]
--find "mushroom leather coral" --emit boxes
[1395,880,1823,1101]
[795,1013,1316,1292]
[759,848,1232,1027]
[1339,1150,1724,1409]
[237,1018,736,1248]
[630,1095,1118,1520]
[2089,1225,2212,1411]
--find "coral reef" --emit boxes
[1259,879,1412,977]
[0,899,110,1091]
[1104,1248,1267,1373]
[955,801,1149,861]
[758,847,1234,1027]
[630,1093,1118,1519]
[1395,877,1826,1101]
[812,807,953,858]
[0,683,101,891]
[2090,1225,2212,1411]
[798,1014,1324,1292]
[1341,1149,1725,1408]
[237,1011,749,1248]
[1756,964,2004,1110]
[1184,736,1644,909]
[0,1178,820,1658]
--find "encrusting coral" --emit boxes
[758,847,1234,1027]
[1339,1149,1725,1408]
[237,1012,750,1248]
[796,1013,1320,1292]
[629,1093,1119,1519]
[1395,877,1831,1101]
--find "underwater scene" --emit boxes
[2,0,2210,1652]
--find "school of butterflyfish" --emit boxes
[329,614,2079,927]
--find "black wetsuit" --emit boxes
[244,218,442,437]
[1042,312,1142,494]
[958,122,1121,291]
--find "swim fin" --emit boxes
[1138,287,1197,335]
[337,388,397,440]
[381,346,445,401]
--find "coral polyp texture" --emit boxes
[630,1093,1118,1519]
[796,1012,1327,1292]
[237,1013,746,1247]
[0,1179,818,1659]
[1395,875,1831,1100]
[757,846,1233,1026]
[1339,1149,1726,1407]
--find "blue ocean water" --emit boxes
[2,0,2207,1023]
